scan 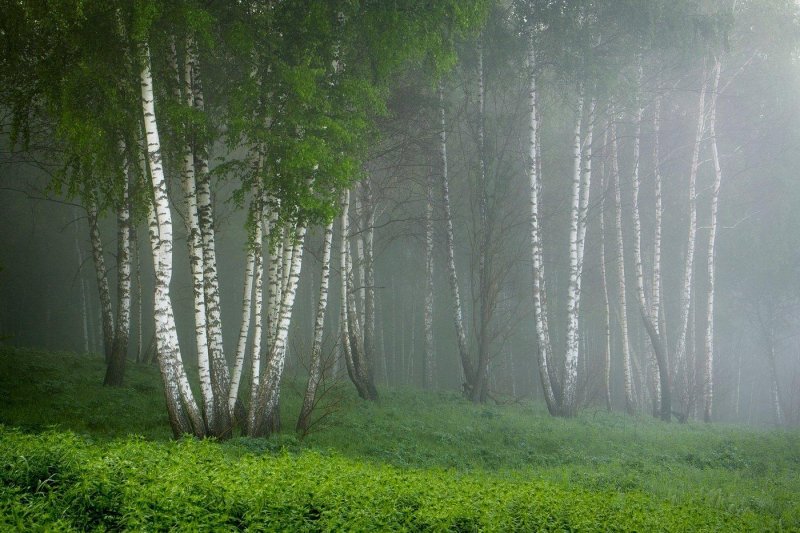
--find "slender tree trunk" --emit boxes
[424,169,436,389]
[133,226,143,363]
[245,213,265,434]
[703,58,723,423]
[439,81,474,393]
[87,197,114,363]
[563,95,586,416]
[526,37,558,415]
[599,128,613,411]
[189,36,231,435]
[675,64,709,415]
[228,200,259,415]
[140,41,204,438]
[610,111,635,415]
[251,224,307,436]
[472,35,491,403]
[340,195,359,395]
[362,179,378,392]
[73,210,90,354]
[766,329,785,425]
[630,95,671,421]
[347,206,379,399]
[297,221,334,433]
[105,145,132,387]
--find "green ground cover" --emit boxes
[1,346,798,530]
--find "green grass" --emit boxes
[1,345,799,530]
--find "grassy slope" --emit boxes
[1,346,799,530]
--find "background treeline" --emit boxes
[1,0,800,435]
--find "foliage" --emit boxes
[1,347,799,528]
[0,426,784,531]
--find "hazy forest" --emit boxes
[1,0,800,530]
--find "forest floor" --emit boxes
[1,346,798,530]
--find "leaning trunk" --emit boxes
[140,41,204,438]
[297,221,334,433]
[438,80,474,392]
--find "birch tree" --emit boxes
[702,57,723,422]
[103,148,132,387]
[609,111,636,415]
[439,81,475,393]
[139,40,205,437]
[297,221,334,433]
[674,64,709,417]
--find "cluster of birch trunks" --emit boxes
[84,30,787,436]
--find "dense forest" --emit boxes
[1,0,800,529]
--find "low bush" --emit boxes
[0,427,774,531]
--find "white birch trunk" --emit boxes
[630,91,669,420]
[246,214,265,433]
[526,36,558,414]
[362,179,377,387]
[228,203,259,414]
[354,193,366,328]
[339,193,358,391]
[424,171,435,389]
[105,146,132,387]
[177,36,214,428]
[675,64,709,414]
[599,127,612,411]
[189,36,231,433]
[562,95,586,415]
[297,221,334,432]
[438,80,473,389]
[252,224,306,436]
[703,58,723,422]
[473,34,490,402]
[140,41,204,436]
[610,113,635,415]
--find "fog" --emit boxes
[2,0,799,430]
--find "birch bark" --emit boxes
[702,58,723,422]
[189,37,231,434]
[297,221,334,433]
[104,146,132,387]
[228,199,259,415]
[599,127,612,411]
[610,112,635,415]
[675,64,709,415]
[526,37,558,415]
[439,80,474,391]
[180,36,214,427]
[424,171,435,389]
[139,42,204,437]
[252,224,307,436]
[562,95,586,415]
[473,35,491,403]
[633,95,672,421]
[362,179,377,389]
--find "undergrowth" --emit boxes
[1,345,798,530]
